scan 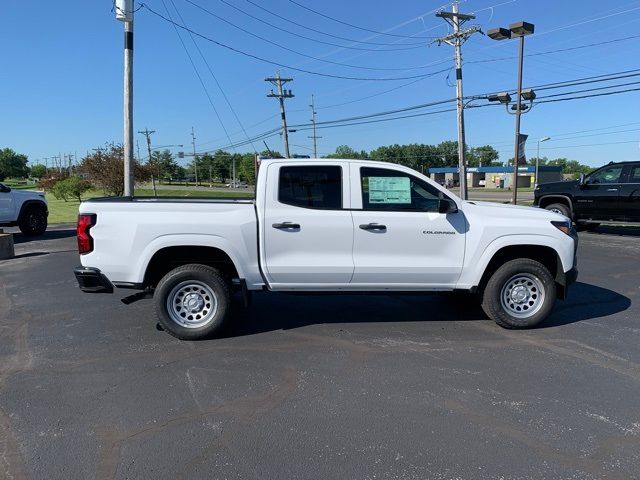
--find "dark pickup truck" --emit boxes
[534,161,640,229]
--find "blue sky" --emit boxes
[1,0,639,168]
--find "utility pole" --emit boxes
[138,128,157,196]
[266,73,294,158]
[308,94,321,158]
[191,127,198,186]
[115,0,135,196]
[434,2,482,200]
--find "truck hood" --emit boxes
[12,188,47,203]
[535,179,579,195]
[463,200,566,221]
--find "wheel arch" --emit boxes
[143,245,241,288]
[537,195,574,218]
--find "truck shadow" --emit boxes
[224,282,630,337]
[12,228,76,244]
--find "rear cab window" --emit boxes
[278,165,342,209]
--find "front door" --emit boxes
[575,164,625,220]
[350,165,465,288]
[261,162,354,289]
[0,184,14,223]
[619,164,640,221]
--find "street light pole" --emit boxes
[536,136,551,186]
[512,34,525,205]
[115,0,135,197]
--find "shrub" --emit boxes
[49,176,92,202]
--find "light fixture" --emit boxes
[521,89,536,101]
[488,92,512,104]
[487,27,511,40]
[509,21,535,37]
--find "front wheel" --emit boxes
[154,264,231,340]
[482,259,556,329]
[544,202,571,218]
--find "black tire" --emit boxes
[481,259,556,329]
[18,205,48,236]
[154,264,231,340]
[544,202,571,218]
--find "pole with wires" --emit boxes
[308,94,321,158]
[138,128,157,196]
[434,2,482,200]
[266,73,294,158]
[191,127,198,186]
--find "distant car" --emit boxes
[534,161,640,229]
[0,182,49,235]
[226,181,248,188]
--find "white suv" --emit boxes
[0,182,48,235]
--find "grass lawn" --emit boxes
[45,188,254,224]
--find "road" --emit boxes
[1,225,639,479]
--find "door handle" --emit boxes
[272,222,301,230]
[607,188,618,192]
[359,223,387,231]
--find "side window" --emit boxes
[360,167,442,212]
[588,165,624,184]
[626,166,640,184]
[278,165,342,209]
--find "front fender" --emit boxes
[456,233,575,289]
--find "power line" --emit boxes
[141,3,460,82]
[206,0,428,49]
[537,86,640,104]
[168,0,257,153]
[287,0,436,39]
[157,0,236,151]
[182,0,435,71]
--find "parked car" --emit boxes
[226,181,248,188]
[0,182,48,235]
[74,158,578,340]
[534,161,640,229]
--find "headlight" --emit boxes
[551,220,571,235]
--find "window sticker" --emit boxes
[368,176,411,204]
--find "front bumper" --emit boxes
[74,266,114,293]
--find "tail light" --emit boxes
[77,214,97,255]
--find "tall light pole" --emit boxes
[191,127,198,186]
[536,136,551,186]
[115,0,134,197]
[488,22,535,204]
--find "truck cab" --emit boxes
[534,161,640,227]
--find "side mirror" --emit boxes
[0,184,11,193]
[579,173,586,186]
[438,198,458,214]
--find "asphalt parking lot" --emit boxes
[1,225,639,479]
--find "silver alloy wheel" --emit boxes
[549,207,564,215]
[166,280,218,328]
[500,273,546,319]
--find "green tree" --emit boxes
[468,145,500,167]
[0,148,29,180]
[238,153,257,185]
[324,145,368,160]
[149,149,180,183]
[50,176,92,202]
[30,164,47,178]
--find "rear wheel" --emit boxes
[482,259,556,329]
[154,264,230,340]
[544,202,571,218]
[18,205,47,236]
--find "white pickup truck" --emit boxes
[74,158,578,340]
[0,182,48,235]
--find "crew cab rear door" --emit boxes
[619,164,640,221]
[260,161,354,289]
[349,163,466,288]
